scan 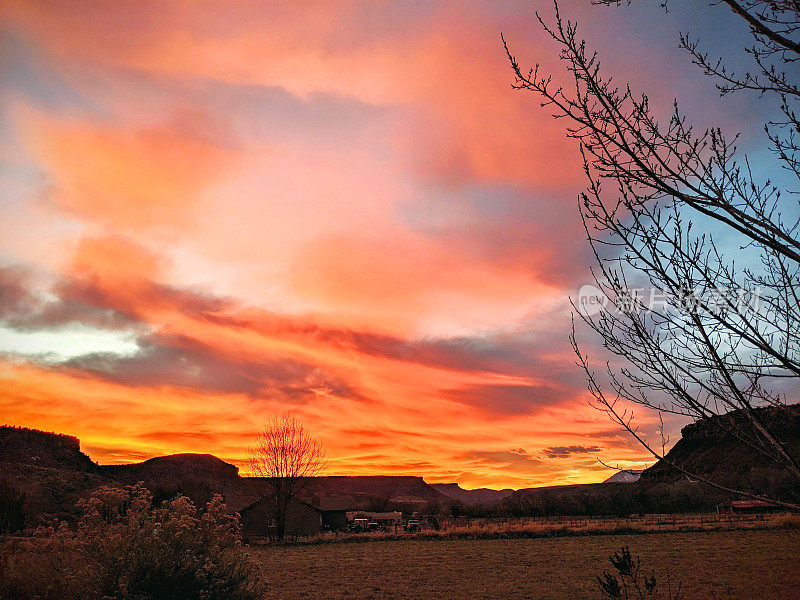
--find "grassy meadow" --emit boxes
[278,512,800,545]
[254,529,800,600]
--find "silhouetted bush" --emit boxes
[598,546,681,600]
[0,483,266,600]
[497,482,736,519]
[448,500,466,518]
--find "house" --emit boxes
[239,496,324,540]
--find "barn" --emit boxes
[239,496,324,540]
[321,508,348,532]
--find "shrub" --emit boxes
[598,546,681,600]
[0,483,266,600]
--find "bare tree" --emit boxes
[504,1,800,508]
[249,415,326,542]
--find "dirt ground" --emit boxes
[253,528,800,600]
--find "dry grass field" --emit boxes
[281,512,800,545]
[253,529,800,600]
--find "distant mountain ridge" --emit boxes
[0,426,107,524]
[503,404,800,515]
[4,404,798,526]
[0,426,451,523]
[639,405,800,487]
[0,426,99,472]
[302,475,449,510]
[102,452,257,511]
[431,483,514,505]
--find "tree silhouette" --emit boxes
[248,415,326,542]
[504,1,800,508]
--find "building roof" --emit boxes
[730,500,779,508]
[239,495,324,514]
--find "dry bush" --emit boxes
[598,546,682,600]
[0,483,266,600]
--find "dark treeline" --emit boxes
[363,481,724,520]
[408,478,797,520]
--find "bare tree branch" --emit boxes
[248,414,326,542]
[505,0,800,507]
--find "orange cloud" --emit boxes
[0,357,651,488]
[0,234,650,487]
[289,232,560,334]
[15,106,237,231]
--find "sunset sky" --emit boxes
[0,1,771,488]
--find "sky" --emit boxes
[0,1,770,488]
